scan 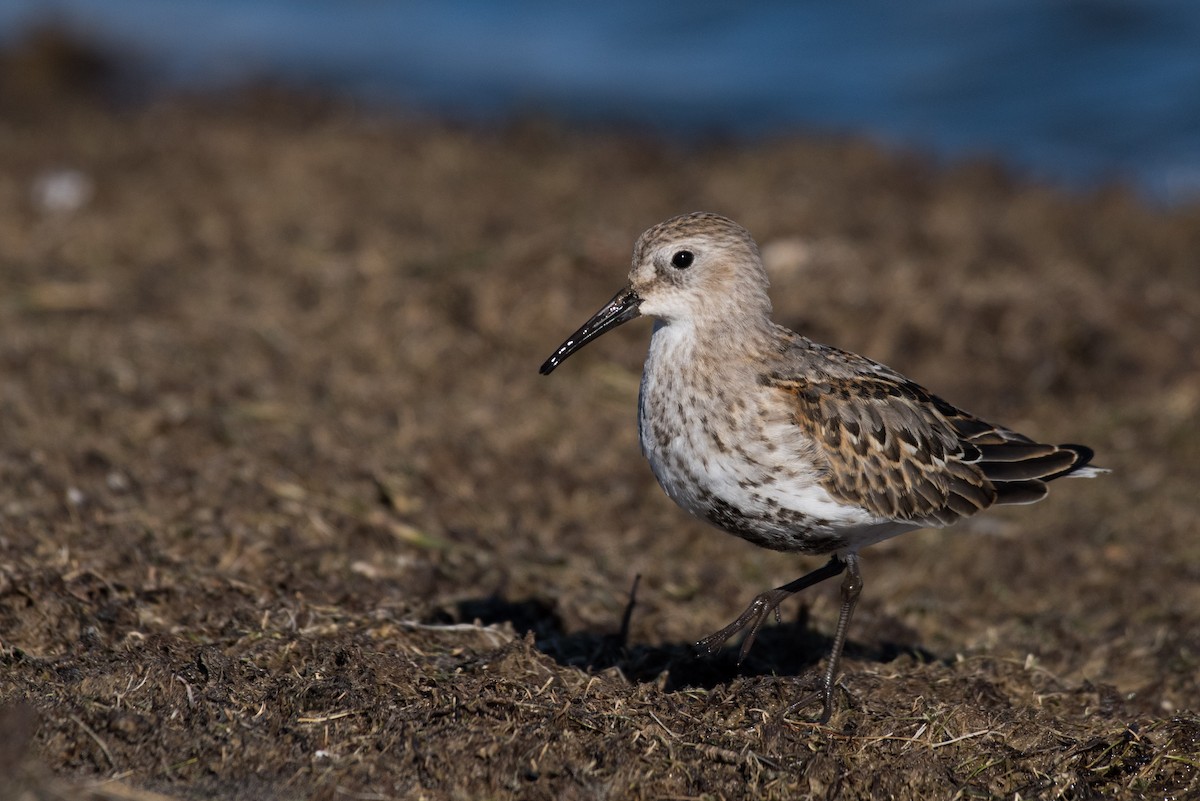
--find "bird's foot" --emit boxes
[781,678,841,724]
[694,587,792,663]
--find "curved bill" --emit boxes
[539,286,642,375]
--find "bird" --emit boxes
[539,211,1105,722]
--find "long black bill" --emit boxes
[539,286,642,375]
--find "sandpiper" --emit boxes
[540,212,1104,721]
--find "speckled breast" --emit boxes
[635,330,865,554]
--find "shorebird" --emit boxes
[539,212,1104,721]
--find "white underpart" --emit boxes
[637,320,915,553]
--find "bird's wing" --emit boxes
[763,363,1088,526]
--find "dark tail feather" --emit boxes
[993,479,1049,505]
[976,442,1095,483]
[982,450,1081,481]
[984,442,1104,507]
[1047,443,1101,479]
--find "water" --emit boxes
[3,0,1199,202]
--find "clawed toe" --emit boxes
[782,681,839,724]
[694,587,791,661]
[695,557,847,662]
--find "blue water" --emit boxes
[3,0,1199,202]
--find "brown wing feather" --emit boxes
[766,371,1092,526]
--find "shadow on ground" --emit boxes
[440,593,942,693]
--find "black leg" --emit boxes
[695,556,846,663]
[784,551,863,723]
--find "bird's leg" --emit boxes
[784,551,863,723]
[695,556,846,663]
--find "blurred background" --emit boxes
[2,0,1199,204]
[3,2,1200,798]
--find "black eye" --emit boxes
[671,250,694,269]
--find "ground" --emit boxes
[0,33,1198,801]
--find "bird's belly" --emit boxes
[638,389,889,554]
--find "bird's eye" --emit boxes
[671,250,694,269]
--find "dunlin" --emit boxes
[540,212,1104,721]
